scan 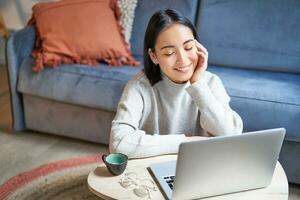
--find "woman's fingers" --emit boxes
[197,50,206,56]
[195,40,207,52]
[197,49,208,60]
[190,41,208,83]
[194,39,208,54]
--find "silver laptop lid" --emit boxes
[172,128,285,200]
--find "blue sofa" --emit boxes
[6,0,300,184]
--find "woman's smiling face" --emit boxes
[148,23,198,83]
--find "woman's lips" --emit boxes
[175,63,192,73]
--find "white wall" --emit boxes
[0,0,51,30]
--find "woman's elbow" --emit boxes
[218,115,243,136]
[109,141,135,158]
[234,113,243,135]
[109,141,124,155]
[227,114,243,136]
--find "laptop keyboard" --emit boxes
[164,175,175,190]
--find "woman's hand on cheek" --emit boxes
[190,40,208,84]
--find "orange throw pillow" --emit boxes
[29,0,139,72]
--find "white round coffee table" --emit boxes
[87,155,289,200]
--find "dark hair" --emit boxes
[143,9,199,86]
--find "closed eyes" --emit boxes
[164,52,174,56]
[185,46,193,51]
[164,46,193,56]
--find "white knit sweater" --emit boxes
[109,71,243,158]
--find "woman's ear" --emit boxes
[148,48,159,65]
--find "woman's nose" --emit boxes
[176,49,189,65]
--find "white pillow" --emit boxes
[117,0,138,46]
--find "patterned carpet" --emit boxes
[0,154,103,200]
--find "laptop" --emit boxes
[148,128,286,200]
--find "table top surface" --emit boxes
[87,155,289,200]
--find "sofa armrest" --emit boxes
[6,25,36,131]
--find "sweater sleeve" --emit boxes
[109,79,186,158]
[186,73,243,136]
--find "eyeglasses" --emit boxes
[119,172,157,199]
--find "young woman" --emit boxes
[109,9,243,158]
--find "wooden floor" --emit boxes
[0,65,300,199]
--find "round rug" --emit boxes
[0,154,104,200]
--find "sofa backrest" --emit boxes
[196,0,300,73]
[130,0,199,57]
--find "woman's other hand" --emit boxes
[190,40,208,84]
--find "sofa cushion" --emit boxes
[196,0,300,73]
[18,57,143,112]
[130,0,199,56]
[209,65,300,141]
[29,0,138,72]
